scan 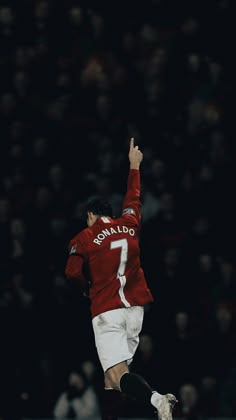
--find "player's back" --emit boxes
[79,215,153,318]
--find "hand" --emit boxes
[128,137,143,170]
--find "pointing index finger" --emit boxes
[130,137,134,149]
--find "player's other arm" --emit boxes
[122,137,143,222]
[65,240,88,294]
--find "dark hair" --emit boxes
[85,198,113,218]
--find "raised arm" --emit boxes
[122,138,143,225]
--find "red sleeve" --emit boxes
[121,169,141,226]
[65,239,88,293]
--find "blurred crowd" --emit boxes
[0,0,235,419]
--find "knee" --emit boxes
[104,376,117,390]
[105,370,120,390]
[105,364,129,390]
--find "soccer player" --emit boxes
[65,137,177,419]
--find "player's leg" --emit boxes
[104,361,158,419]
[119,370,177,420]
[119,306,177,419]
[104,361,161,410]
[92,310,129,420]
[92,308,177,419]
[104,355,177,420]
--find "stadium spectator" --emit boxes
[53,369,100,419]
[175,383,201,420]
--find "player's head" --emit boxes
[85,198,113,227]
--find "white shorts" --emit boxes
[92,306,144,372]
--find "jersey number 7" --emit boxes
[110,239,131,307]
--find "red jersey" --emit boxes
[65,169,154,319]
